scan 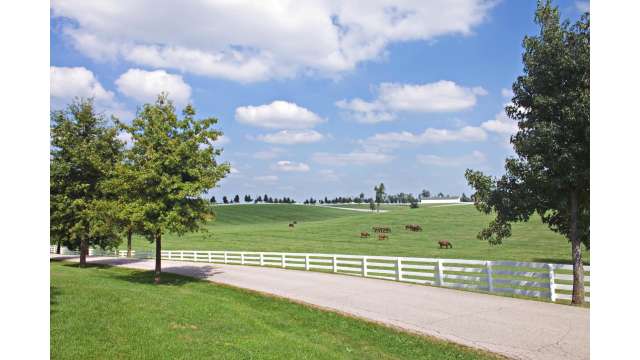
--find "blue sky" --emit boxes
[50,0,589,201]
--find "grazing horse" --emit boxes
[378,234,389,241]
[360,231,370,238]
[288,223,295,228]
[438,240,452,249]
[405,224,423,232]
[373,226,391,233]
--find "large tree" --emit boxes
[465,1,589,304]
[374,183,385,213]
[50,99,123,266]
[120,94,229,283]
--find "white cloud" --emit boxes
[481,102,520,136]
[363,126,487,149]
[312,151,393,166]
[52,1,495,82]
[253,147,285,160]
[256,130,324,145]
[235,101,324,129]
[500,88,512,98]
[214,135,231,145]
[115,69,191,106]
[337,81,487,123]
[481,110,518,135]
[378,81,487,112]
[50,66,114,103]
[273,160,310,172]
[254,175,279,182]
[50,66,132,120]
[335,99,396,124]
[417,150,486,167]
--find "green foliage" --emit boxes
[118,94,230,241]
[410,202,419,209]
[50,99,123,252]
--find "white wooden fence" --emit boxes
[50,246,590,303]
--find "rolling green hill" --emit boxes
[126,204,589,263]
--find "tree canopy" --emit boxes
[118,94,230,282]
[50,99,124,265]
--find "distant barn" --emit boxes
[419,196,461,205]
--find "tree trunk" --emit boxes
[79,238,87,268]
[56,240,61,254]
[570,190,585,305]
[126,228,133,258]
[154,232,162,284]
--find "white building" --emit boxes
[419,197,461,204]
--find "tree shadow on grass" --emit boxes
[111,265,225,286]
[50,286,61,314]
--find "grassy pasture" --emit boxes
[50,260,499,360]
[126,204,589,264]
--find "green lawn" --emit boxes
[126,204,588,264]
[50,260,499,360]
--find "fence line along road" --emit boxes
[51,246,590,303]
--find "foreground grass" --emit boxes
[50,261,499,360]
[127,204,588,263]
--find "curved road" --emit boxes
[50,254,589,360]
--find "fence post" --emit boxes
[486,260,494,292]
[180,251,184,261]
[260,253,264,266]
[241,253,245,265]
[194,251,197,262]
[282,254,286,268]
[436,259,444,286]
[396,258,402,281]
[224,251,228,264]
[305,255,310,271]
[332,256,337,273]
[362,257,368,277]
[548,263,556,302]
[208,251,212,263]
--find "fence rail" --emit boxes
[50,246,590,303]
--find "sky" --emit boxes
[50,0,589,201]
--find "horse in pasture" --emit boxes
[378,234,389,241]
[289,223,295,228]
[438,240,452,249]
[360,232,370,238]
[405,224,423,232]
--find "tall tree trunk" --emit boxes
[154,232,162,284]
[570,190,585,305]
[56,240,61,254]
[126,227,133,257]
[79,238,87,268]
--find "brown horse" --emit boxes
[405,224,423,232]
[288,223,295,228]
[360,232,370,238]
[438,240,452,249]
[378,234,389,241]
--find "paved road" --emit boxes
[50,255,589,360]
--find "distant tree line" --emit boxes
[210,194,295,204]
[302,189,473,205]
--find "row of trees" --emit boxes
[50,94,230,283]
[302,191,470,206]
[210,194,296,204]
